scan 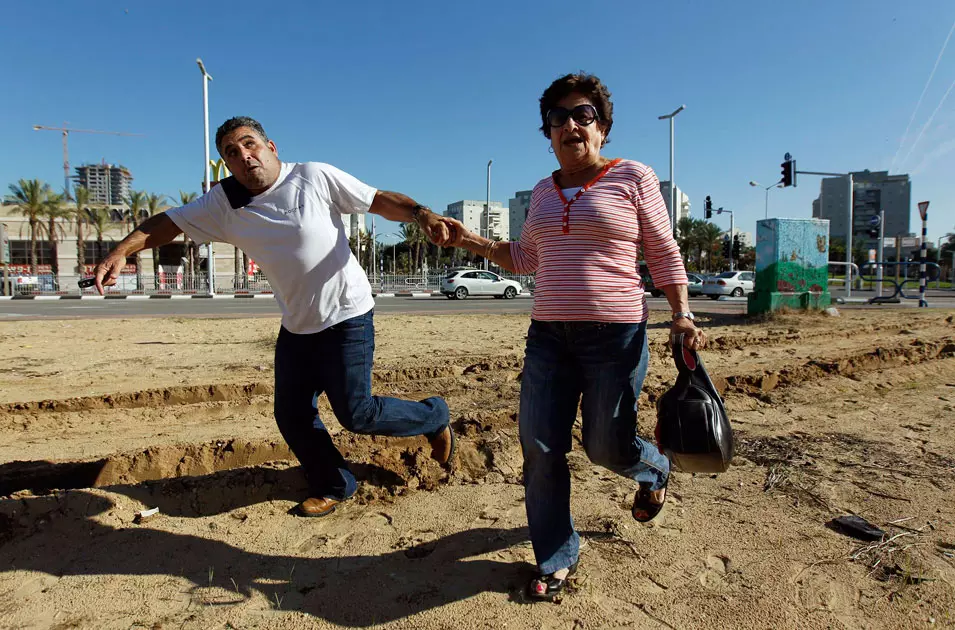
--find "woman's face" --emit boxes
[548,92,608,170]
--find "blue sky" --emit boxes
[2,0,954,246]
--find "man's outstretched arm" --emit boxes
[368,191,452,246]
[93,212,183,294]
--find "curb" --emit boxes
[0,293,276,301]
[1,292,533,301]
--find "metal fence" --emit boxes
[3,271,536,297]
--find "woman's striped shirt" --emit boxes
[509,159,687,322]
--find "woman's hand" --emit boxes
[436,216,468,248]
[671,317,706,351]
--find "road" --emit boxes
[0,295,751,321]
[2,291,954,321]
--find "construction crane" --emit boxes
[32,123,143,198]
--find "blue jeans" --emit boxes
[274,309,449,501]
[519,320,669,574]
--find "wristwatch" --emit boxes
[411,204,430,221]
[672,311,695,321]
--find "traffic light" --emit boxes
[722,237,731,258]
[705,196,713,219]
[867,227,879,239]
[732,234,741,259]
[781,157,796,187]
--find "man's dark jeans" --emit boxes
[274,309,449,500]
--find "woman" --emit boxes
[441,73,706,600]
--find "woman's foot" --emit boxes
[631,483,667,522]
[526,560,579,601]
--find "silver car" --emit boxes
[440,269,522,300]
[702,271,755,299]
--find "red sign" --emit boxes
[6,264,52,275]
[918,201,929,221]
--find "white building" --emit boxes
[446,200,509,241]
[347,214,367,242]
[508,190,533,241]
[659,181,690,223]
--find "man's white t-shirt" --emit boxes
[167,161,377,334]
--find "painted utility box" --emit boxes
[747,218,831,315]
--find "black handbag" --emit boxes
[655,333,734,473]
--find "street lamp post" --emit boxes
[485,159,492,270]
[197,58,214,296]
[749,180,782,219]
[387,232,402,276]
[658,105,685,237]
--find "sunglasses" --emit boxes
[546,104,600,128]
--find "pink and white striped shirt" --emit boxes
[510,159,687,323]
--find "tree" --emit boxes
[401,221,427,273]
[693,221,724,273]
[87,207,112,262]
[178,191,199,285]
[145,193,169,288]
[72,186,91,272]
[39,191,69,280]
[5,179,56,275]
[676,217,698,268]
[126,190,148,283]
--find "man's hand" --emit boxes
[93,252,127,296]
[434,216,467,248]
[418,212,455,247]
[671,317,706,351]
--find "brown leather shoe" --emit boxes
[297,497,341,518]
[429,425,456,465]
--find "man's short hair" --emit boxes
[215,117,269,155]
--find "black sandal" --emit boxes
[632,479,668,523]
[526,560,579,601]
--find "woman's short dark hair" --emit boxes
[539,73,613,145]
[215,116,269,155]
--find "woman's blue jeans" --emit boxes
[519,320,669,575]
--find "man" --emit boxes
[92,116,455,517]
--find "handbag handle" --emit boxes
[671,332,699,372]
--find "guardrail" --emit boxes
[859,261,941,306]
[3,272,537,297]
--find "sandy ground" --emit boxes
[0,308,954,629]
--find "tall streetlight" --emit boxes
[485,159,493,270]
[658,105,685,237]
[197,58,214,296]
[749,180,782,219]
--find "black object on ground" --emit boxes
[829,515,885,541]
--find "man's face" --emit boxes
[218,126,280,194]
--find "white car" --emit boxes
[702,271,755,299]
[440,269,522,300]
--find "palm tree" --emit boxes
[39,192,69,281]
[126,190,148,283]
[676,217,699,269]
[87,207,112,262]
[5,179,56,275]
[401,221,427,273]
[145,192,169,288]
[72,186,91,272]
[178,191,199,285]
[693,221,724,273]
